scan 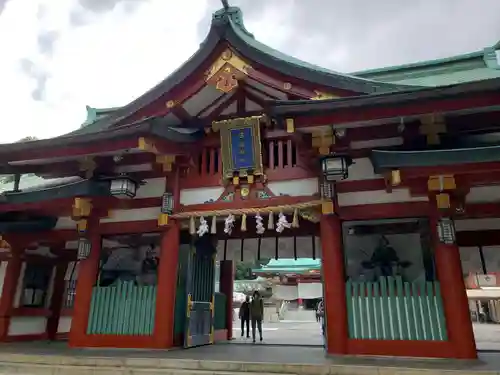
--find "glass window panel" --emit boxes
[342,218,434,282]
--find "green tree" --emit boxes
[234,258,270,280]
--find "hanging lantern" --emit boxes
[161,192,174,214]
[77,238,92,260]
[320,154,352,182]
[109,174,138,199]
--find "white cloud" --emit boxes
[0,0,209,143]
[1,0,499,144]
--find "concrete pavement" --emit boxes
[232,320,324,346]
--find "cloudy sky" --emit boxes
[0,0,499,143]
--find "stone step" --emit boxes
[0,353,495,375]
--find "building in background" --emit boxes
[252,259,322,309]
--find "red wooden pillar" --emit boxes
[430,212,477,359]
[153,221,180,348]
[0,245,22,341]
[219,260,234,340]
[69,220,101,347]
[320,215,348,354]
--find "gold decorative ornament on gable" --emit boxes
[311,90,338,100]
[311,129,335,155]
[206,49,251,93]
[419,113,446,145]
[79,156,96,179]
[212,116,264,185]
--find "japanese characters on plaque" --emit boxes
[231,126,254,170]
[212,116,264,182]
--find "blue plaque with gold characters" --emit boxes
[212,116,263,180]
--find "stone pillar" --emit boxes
[153,222,180,348]
[219,260,234,340]
[320,215,348,354]
[430,213,477,359]
[69,220,101,347]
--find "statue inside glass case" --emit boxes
[361,236,412,281]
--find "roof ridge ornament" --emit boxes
[221,0,230,10]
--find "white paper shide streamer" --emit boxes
[255,213,265,234]
[197,216,209,237]
[276,212,291,233]
[224,214,235,235]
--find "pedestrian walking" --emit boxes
[239,295,250,338]
[250,290,264,343]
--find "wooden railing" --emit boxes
[86,281,156,336]
[182,135,313,188]
[346,276,447,341]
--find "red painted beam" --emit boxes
[294,94,500,127]
[0,196,161,214]
[0,152,157,176]
[338,202,430,220]
[178,194,320,213]
[402,161,500,179]
[0,138,140,163]
[247,62,357,97]
[456,230,500,247]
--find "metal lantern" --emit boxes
[161,192,174,214]
[320,154,352,182]
[110,175,137,199]
[77,238,92,260]
[437,217,456,245]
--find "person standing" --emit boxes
[239,295,250,338]
[316,299,324,323]
[250,290,264,343]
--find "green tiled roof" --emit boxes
[0,174,45,193]
[253,258,321,274]
[0,175,81,194]
[80,105,120,128]
[353,42,500,86]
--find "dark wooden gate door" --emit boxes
[184,235,216,348]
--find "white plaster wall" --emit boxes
[350,137,403,150]
[0,261,8,299]
[267,178,318,196]
[342,158,381,181]
[455,218,500,231]
[114,163,153,174]
[337,188,428,206]
[57,316,72,333]
[65,241,78,250]
[13,263,26,308]
[216,236,322,261]
[8,317,47,336]
[460,247,483,275]
[55,216,74,229]
[466,186,500,203]
[180,187,224,205]
[100,207,161,223]
[135,177,166,199]
[297,282,323,299]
